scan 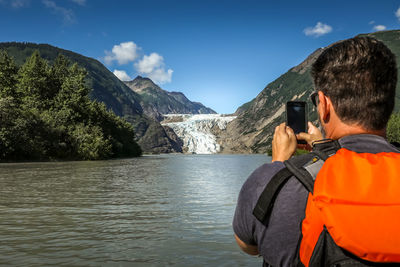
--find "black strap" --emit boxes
[253,167,293,226]
[263,260,273,267]
[253,157,316,226]
[285,160,314,193]
[391,141,400,150]
[312,140,341,160]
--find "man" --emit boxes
[233,36,399,266]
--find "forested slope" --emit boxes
[0,50,142,161]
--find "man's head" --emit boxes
[311,36,397,134]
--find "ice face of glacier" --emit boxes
[161,114,236,154]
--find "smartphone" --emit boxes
[286,101,307,144]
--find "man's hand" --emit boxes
[296,122,323,148]
[272,123,297,162]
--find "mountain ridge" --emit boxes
[125,76,216,121]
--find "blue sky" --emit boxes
[1,0,400,114]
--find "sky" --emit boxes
[1,0,400,114]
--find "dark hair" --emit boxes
[311,36,397,130]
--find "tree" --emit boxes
[387,112,400,145]
[17,50,51,109]
[0,50,18,98]
[70,123,112,160]
[0,96,46,160]
[47,54,70,101]
[0,49,142,161]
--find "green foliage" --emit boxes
[18,51,50,102]
[266,147,272,156]
[387,112,400,144]
[295,149,309,155]
[0,50,142,161]
[0,50,18,98]
[70,123,112,160]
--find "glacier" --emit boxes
[161,114,236,154]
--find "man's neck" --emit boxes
[326,123,386,140]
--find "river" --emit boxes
[0,154,270,266]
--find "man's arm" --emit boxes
[234,234,259,255]
[232,159,286,258]
[233,123,297,257]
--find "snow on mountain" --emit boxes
[161,114,236,154]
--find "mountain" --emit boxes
[125,76,216,120]
[221,30,400,153]
[0,42,181,153]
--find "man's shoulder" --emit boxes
[240,153,315,202]
[240,161,285,198]
[339,134,400,153]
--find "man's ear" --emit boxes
[318,91,330,122]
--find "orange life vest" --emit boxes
[299,148,400,266]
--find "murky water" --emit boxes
[0,154,270,266]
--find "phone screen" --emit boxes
[286,101,307,135]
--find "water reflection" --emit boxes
[0,154,269,266]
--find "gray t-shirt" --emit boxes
[232,134,400,267]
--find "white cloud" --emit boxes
[147,68,173,84]
[396,7,400,21]
[304,22,332,37]
[373,25,387,31]
[42,0,75,24]
[71,0,85,5]
[11,0,29,8]
[113,70,131,81]
[104,41,139,65]
[135,53,164,73]
[134,52,173,84]
[369,20,375,25]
